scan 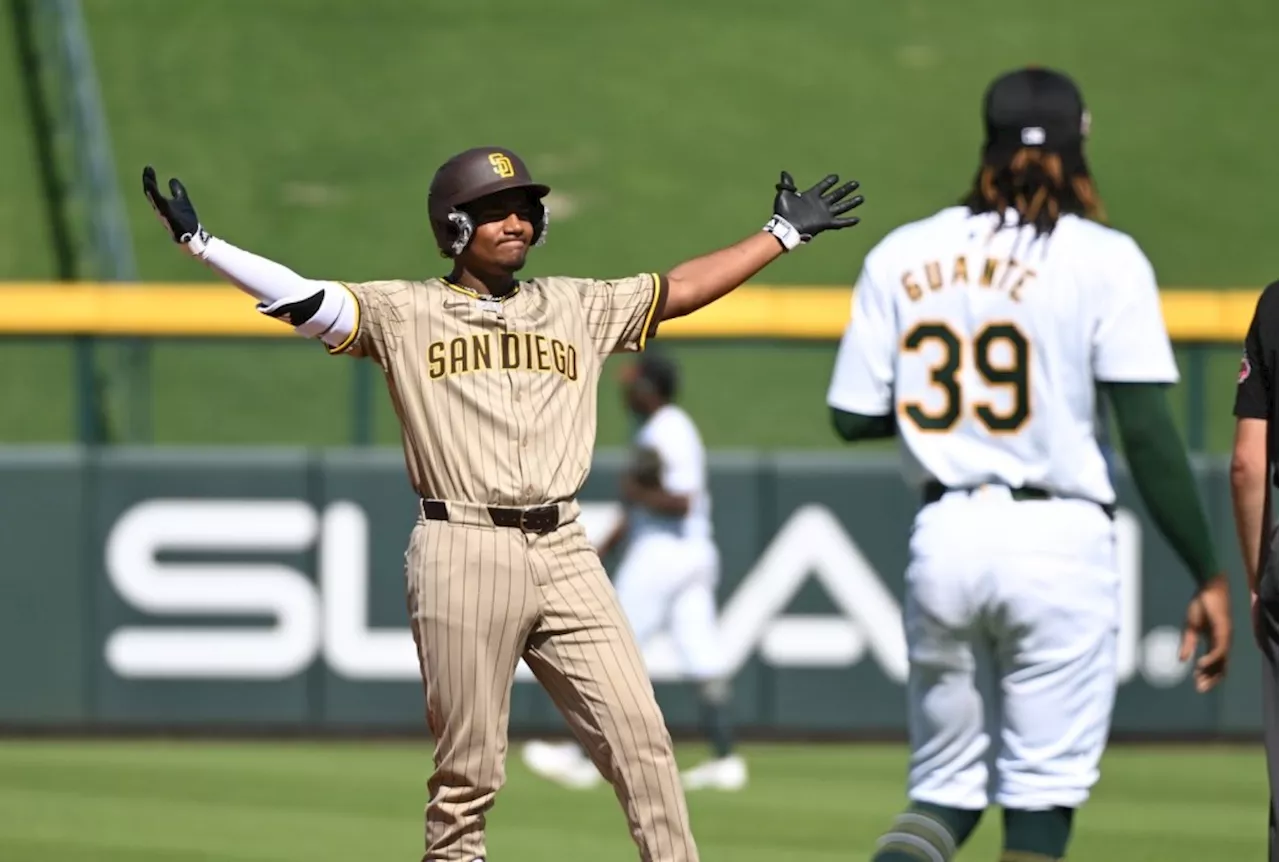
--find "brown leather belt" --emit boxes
[420,498,561,534]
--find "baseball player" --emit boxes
[823,68,1231,862]
[522,352,745,793]
[141,149,862,862]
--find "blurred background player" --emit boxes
[523,352,745,792]
[824,66,1233,862]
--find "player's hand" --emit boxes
[763,171,863,251]
[1178,574,1232,693]
[142,165,210,253]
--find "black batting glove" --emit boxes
[142,165,210,254]
[763,171,863,251]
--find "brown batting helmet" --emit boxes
[428,146,551,257]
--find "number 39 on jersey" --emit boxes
[901,320,1031,434]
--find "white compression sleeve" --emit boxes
[197,237,357,346]
[199,236,327,304]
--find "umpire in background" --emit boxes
[1230,279,1278,860]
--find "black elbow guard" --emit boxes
[264,290,326,326]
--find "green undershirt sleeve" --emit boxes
[831,407,897,442]
[1104,381,1218,585]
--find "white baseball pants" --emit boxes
[613,533,724,681]
[903,485,1120,811]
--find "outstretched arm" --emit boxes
[142,166,357,348]
[661,172,863,320]
[662,233,784,321]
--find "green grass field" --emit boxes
[0,0,1274,446]
[0,740,1267,861]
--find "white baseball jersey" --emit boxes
[616,404,721,680]
[827,206,1179,505]
[629,404,713,541]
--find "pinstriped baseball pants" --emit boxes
[405,516,699,862]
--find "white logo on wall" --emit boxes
[105,499,415,680]
[104,499,1185,688]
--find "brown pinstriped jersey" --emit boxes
[328,274,667,505]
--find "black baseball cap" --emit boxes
[982,67,1089,155]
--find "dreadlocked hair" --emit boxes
[961,147,1106,235]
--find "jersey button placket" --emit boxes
[503,315,532,503]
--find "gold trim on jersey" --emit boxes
[326,282,362,355]
[442,279,522,301]
[638,272,663,351]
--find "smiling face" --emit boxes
[455,188,542,276]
